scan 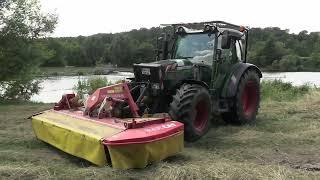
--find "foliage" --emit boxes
[39,26,320,72]
[261,80,310,101]
[0,79,41,101]
[249,28,320,71]
[40,28,160,67]
[73,77,112,98]
[93,69,106,75]
[0,0,57,101]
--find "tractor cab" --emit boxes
[157,22,247,66]
[173,27,216,66]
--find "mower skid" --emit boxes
[105,131,183,169]
[31,110,184,169]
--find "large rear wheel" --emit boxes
[222,70,260,124]
[169,84,211,142]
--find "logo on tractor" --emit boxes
[107,86,123,94]
[144,123,177,133]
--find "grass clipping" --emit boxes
[1,80,320,179]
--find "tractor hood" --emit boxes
[133,59,193,84]
[134,59,193,68]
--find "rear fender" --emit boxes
[221,63,262,98]
[180,80,209,89]
[169,79,209,95]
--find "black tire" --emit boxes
[222,70,260,124]
[169,84,211,142]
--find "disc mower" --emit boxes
[31,21,261,169]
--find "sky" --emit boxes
[40,0,320,37]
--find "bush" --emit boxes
[0,79,41,101]
[50,72,59,76]
[77,71,84,76]
[93,69,105,75]
[74,77,113,98]
[261,80,310,101]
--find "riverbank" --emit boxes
[39,66,132,77]
[260,66,320,72]
[1,82,320,179]
[38,66,320,77]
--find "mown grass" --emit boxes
[1,81,320,179]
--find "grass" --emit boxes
[1,82,320,179]
[261,80,311,101]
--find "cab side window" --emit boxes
[235,40,242,61]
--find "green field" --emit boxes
[1,85,320,179]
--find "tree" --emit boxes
[255,39,288,67]
[278,55,299,71]
[41,38,66,67]
[109,35,134,66]
[0,0,57,101]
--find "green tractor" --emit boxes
[129,21,262,141]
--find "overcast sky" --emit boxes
[40,0,320,37]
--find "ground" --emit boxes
[1,91,320,179]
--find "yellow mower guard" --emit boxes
[32,111,124,166]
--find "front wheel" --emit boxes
[169,84,212,142]
[222,70,260,124]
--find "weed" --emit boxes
[261,80,310,101]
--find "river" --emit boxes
[30,72,320,103]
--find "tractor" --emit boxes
[129,21,262,141]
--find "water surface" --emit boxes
[31,72,320,103]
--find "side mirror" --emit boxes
[221,33,231,49]
[216,49,222,60]
[157,34,165,50]
[156,33,169,60]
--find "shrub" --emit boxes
[93,69,105,75]
[77,71,84,76]
[0,79,41,101]
[261,80,310,101]
[50,72,59,76]
[74,77,113,98]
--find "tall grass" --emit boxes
[261,80,310,101]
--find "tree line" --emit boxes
[41,28,160,67]
[40,27,320,72]
[248,28,320,71]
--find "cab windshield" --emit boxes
[174,33,215,65]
